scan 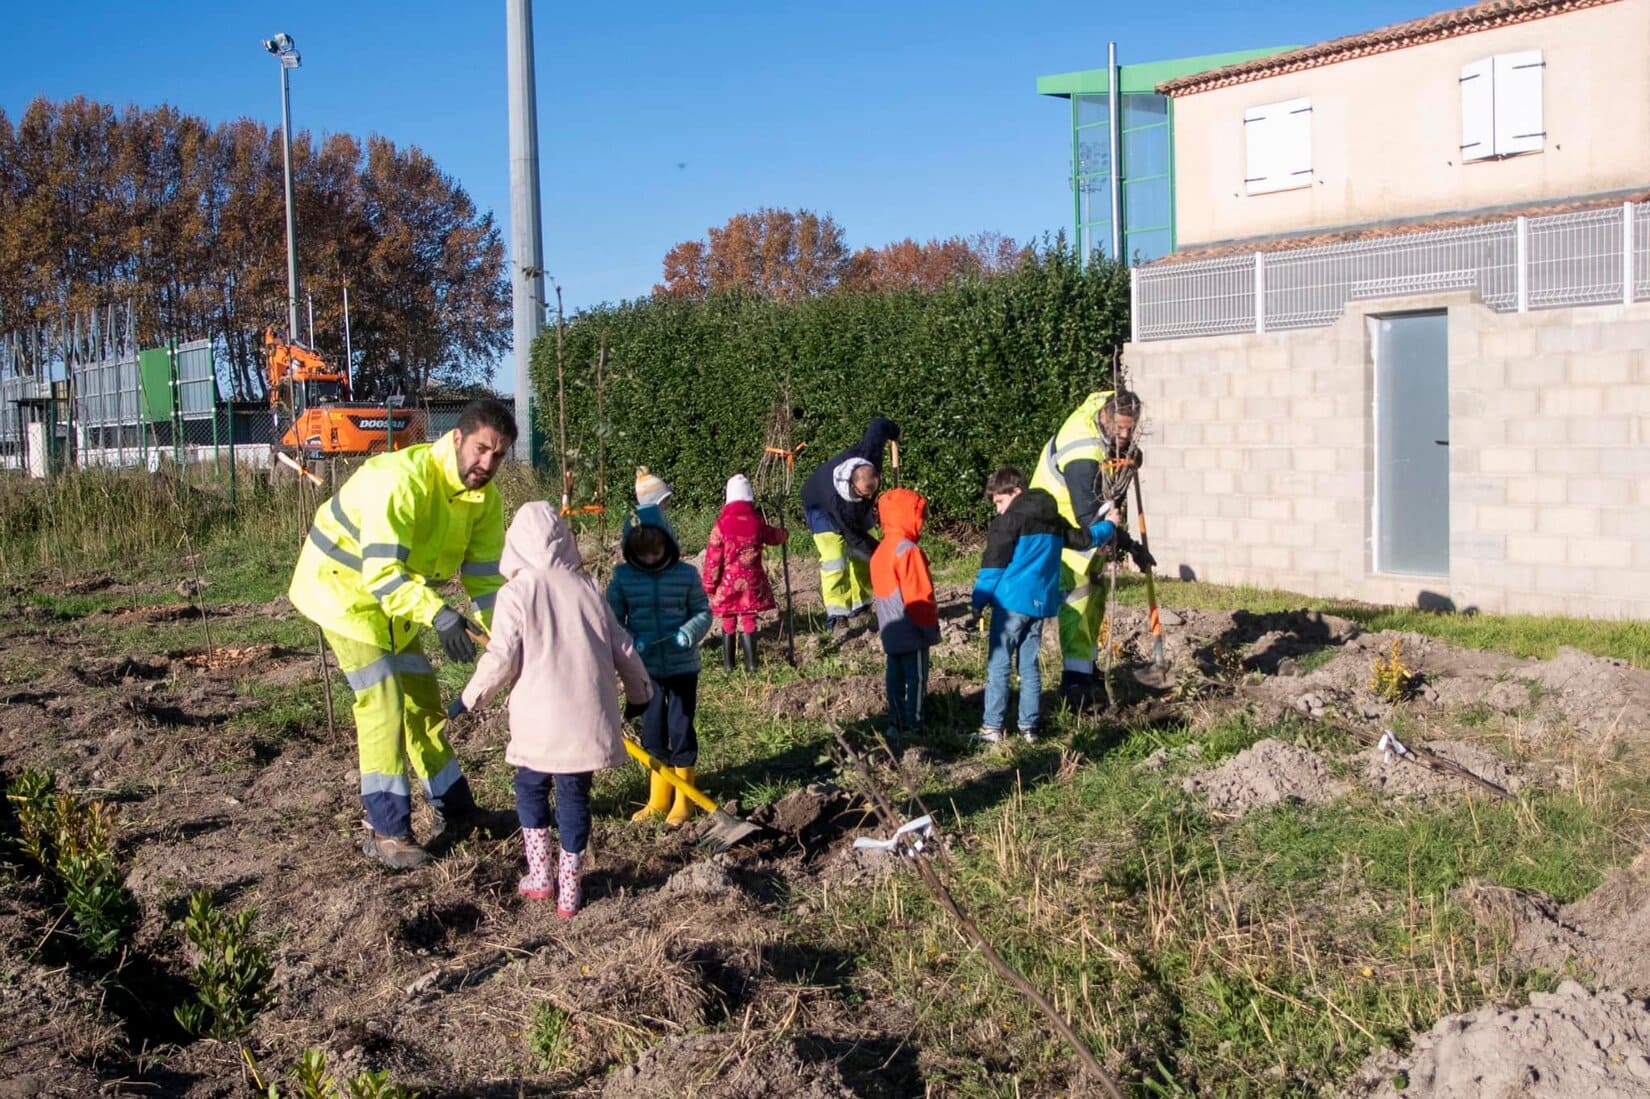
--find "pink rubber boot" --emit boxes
[556,849,583,918]
[518,828,554,901]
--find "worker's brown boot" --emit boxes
[362,831,429,871]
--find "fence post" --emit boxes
[1128,267,1138,344]
[227,400,237,515]
[1253,252,1266,334]
[1515,216,1529,313]
[1624,202,1636,307]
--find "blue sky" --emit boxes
[4,0,1443,317]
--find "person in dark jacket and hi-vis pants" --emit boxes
[800,417,900,637]
[970,467,1120,742]
[870,487,940,740]
[288,398,513,871]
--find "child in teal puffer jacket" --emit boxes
[606,503,712,826]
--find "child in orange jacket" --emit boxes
[870,487,941,740]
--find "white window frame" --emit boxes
[1461,49,1545,161]
[1244,97,1313,195]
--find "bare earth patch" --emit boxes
[1182,738,1349,816]
[1350,980,1650,1098]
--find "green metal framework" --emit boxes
[1039,47,1296,263]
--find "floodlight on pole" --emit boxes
[264,33,303,341]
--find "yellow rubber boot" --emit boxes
[665,767,697,827]
[631,769,672,822]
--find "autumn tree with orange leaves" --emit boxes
[656,210,1023,299]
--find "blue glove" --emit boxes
[1089,519,1117,548]
[674,628,694,650]
[446,697,468,720]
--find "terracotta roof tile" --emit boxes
[1145,190,1650,266]
[1159,0,1623,95]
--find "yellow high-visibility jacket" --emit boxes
[288,432,506,649]
[1030,390,1114,568]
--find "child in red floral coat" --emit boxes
[702,475,789,672]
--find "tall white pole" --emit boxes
[1107,41,1122,263]
[279,60,301,341]
[507,0,546,463]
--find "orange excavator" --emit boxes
[264,327,423,457]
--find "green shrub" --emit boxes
[536,242,1130,524]
[7,768,138,958]
[174,890,275,1041]
[266,1050,419,1099]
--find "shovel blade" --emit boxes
[1132,664,1174,691]
[1152,636,1169,670]
[696,811,765,853]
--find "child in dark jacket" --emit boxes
[971,467,1116,742]
[703,474,789,672]
[870,487,940,739]
[606,503,713,826]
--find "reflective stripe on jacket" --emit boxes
[288,432,506,648]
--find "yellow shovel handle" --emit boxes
[622,738,719,814]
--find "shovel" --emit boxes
[621,737,765,852]
[1130,475,1174,690]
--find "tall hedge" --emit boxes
[531,244,1129,525]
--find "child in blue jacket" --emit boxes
[970,467,1118,742]
[606,503,712,825]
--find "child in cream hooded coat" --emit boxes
[452,502,653,916]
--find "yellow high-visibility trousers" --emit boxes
[813,531,871,619]
[1056,549,1104,676]
[325,617,472,838]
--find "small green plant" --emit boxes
[265,1049,419,1099]
[7,768,138,958]
[528,1001,574,1072]
[174,890,275,1041]
[1369,638,1419,702]
[1458,702,1493,727]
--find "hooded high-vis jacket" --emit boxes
[971,489,1102,619]
[801,417,900,554]
[870,488,940,655]
[288,432,505,648]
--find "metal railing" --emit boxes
[1133,200,1646,341]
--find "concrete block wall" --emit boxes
[1125,292,1650,618]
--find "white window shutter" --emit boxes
[1245,98,1311,195]
[1493,49,1544,155]
[1460,57,1494,161]
[1282,98,1313,183]
[1244,104,1276,194]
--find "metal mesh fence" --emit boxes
[1133,252,1254,340]
[1635,203,1650,302]
[1527,207,1624,309]
[1266,222,1517,331]
[1134,201,1646,341]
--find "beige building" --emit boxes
[1126,0,1650,618]
[1167,0,1650,248]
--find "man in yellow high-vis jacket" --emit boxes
[289,399,514,870]
[1029,389,1154,706]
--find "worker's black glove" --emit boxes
[1114,530,1156,573]
[433,607,478,663]
[623,700,648,723]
